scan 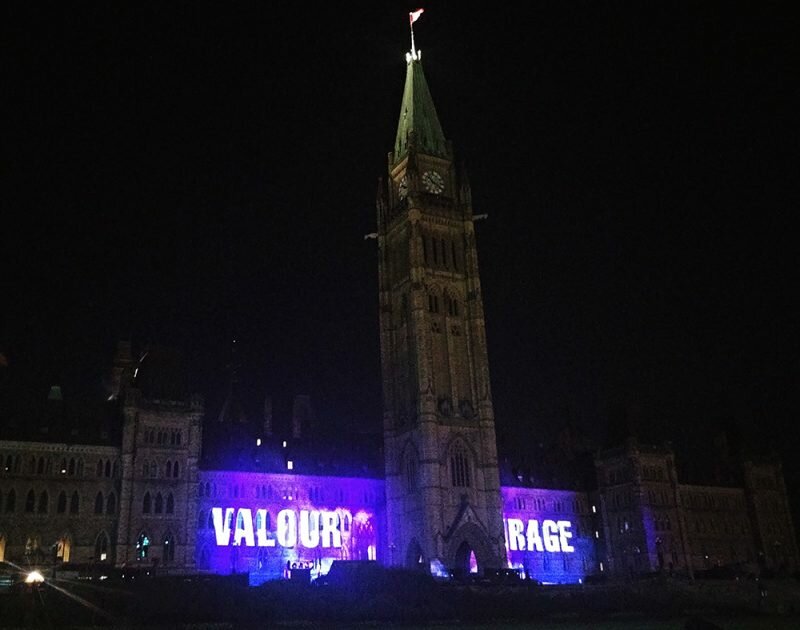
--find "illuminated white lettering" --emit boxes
[255,509,275,547]
[503,517,576,554]
[507,518,525,551]
[212,507,349,549]
[212,507,234,546]
[526,519,544,552]
[557,520,574,552]
[233,508,255,547]
[542,520,560,552]
[320,511,341,548]
[277,509,297,547]
[299,510,320,548]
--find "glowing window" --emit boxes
[136,533,150,560]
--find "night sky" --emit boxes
[4,3,798,482]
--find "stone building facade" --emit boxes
[595,438,799,577]
[0,440,120,566]
[1,48,797,584]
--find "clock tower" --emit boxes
[377,49,506,573]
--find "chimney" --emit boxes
[109,341,136,399]
[263,395,273,437]
[291,395,314,440]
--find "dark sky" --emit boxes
[4,2,798,473]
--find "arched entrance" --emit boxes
[454,541,479,576]
[405,539,426,571]
[445,522,501,577]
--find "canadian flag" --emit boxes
[409,9,424,25]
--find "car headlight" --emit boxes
[25,571,45,584]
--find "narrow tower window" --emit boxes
[450,443,471,488]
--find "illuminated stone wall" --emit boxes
[501,486,598,583]
[195,470,385,584]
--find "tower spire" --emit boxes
[394,12,448,165]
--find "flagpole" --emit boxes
[409,9,423,59]
[410,15,416,58]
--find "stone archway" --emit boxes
[454,541,478,576]
[445,521,500,576]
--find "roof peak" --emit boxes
[393,53,449,164]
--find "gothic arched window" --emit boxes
[94,492,104,514]
[106,492,116,515]
[166,493,174,515]
[6,489,15,513]
[70,491,79,514]
[404,450,418,492]
[38,491,48,513]
[136,532,150,560]
[57,491,67,514]
[95,531,110,563]
[450,442,471,488]
[154,493,163,514]
[143,492,151,514]
[25,489,35,513]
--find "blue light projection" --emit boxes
[196,472,383,585]
[195,473,596,585]
[501,488,596,584]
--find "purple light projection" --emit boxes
[196,471,383,585]
[501,487,597,584]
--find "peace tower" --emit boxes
[377,48,506,572]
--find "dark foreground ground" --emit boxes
[1,571,799,629]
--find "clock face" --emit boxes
[398,175,408,199]
[422,170,444,195]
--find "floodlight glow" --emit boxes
[25,571,45,584]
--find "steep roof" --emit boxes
[393,57,448,162]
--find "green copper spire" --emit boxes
[394,56,448,162]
